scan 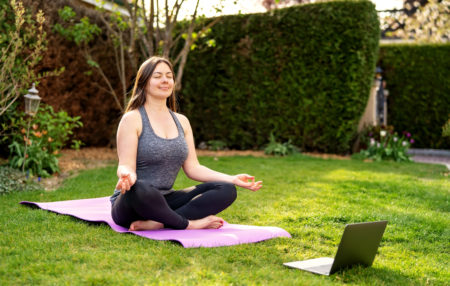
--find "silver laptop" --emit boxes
[284,221,388,275]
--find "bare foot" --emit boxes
[129,220,164,231]
[187,216,224,230]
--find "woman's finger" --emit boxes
[250,181,263,191]
[244,174,255,181]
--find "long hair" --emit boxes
[125,56,177,113]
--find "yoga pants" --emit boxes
[111,180,237,229]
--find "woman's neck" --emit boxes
[145,97,169,114]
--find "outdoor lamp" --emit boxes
[22,83,41,173]
[24,83,41,116]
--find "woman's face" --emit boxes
[146,62,174,99]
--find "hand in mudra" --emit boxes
[232,174,262,192]
[116,171,137,194]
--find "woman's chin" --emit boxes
[150,93,172,100]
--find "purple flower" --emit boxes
[410,139,415,144]
[406,132,411,138]
[369,132,373,137]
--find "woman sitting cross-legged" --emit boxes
[110,56,262,231]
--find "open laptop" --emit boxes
[283,221,388,275]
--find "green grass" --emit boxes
[1,154,449,285]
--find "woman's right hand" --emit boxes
[116,168,137,194]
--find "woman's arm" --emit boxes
[178,114,262,192]
[115,110,141,193]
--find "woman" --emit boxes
[110,56,262,231]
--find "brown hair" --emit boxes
[125,56,177,113]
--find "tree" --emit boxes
[0,0,46,116]
[117,0,221,92]
[381,0,449,43]
[54,0,222,112]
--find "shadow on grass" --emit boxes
[331,265,418,285]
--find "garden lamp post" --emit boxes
[22,83,41,173]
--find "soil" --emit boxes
[41,147,118,191]
[39,148,351,191]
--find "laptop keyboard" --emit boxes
[306,264,332,275]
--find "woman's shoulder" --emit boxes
[173,112,189,123]
[173,112,191,131]
[120,109,142,128]
[123,109,141,119]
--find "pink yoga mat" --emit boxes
[20,197,291,248]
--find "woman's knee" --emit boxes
[218,182,237,204]
[128,179,161,201]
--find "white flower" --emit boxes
[393,137,398,142]
[370,138,376,145]
[402,141,407,146]
[377,143,381,147]
[380,131,387,137]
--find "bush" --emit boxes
[264,133,299,156]
[443,118,450,138]
[7,104,83,177]
[356,126,414,162]
[207,140,228,151]
[0,0,63,155]
[0,165,42,194]
[379,44,450,149]
[0,0,46,117]
[181,0,380,154]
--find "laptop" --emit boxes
[283,221,388,275]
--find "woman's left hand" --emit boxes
[232,174,262,192]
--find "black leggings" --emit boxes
[111,180,237,229]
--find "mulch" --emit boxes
[57,148,351,174]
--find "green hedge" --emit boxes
[379,44,450,149]
[180,0,379,153]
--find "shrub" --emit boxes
[0,165,42,194]
[443,118,450,138]
[181,0,380,153]
[207,140,228,151]
[356,126,414,162]
[264,133,299,156]
[7,104,83,177]
[379,44,450,149]
[0,0,46,117]
[0,0,63,155]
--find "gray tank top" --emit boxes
[110,106,188,203]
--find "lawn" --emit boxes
[1,154,449,285]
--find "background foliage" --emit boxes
[378,43,450,149]
[180,0,380,153]
[0,165,41,194]
[7,104,83,177]
[2,0,127,149]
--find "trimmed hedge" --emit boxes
[180,0,380,153]
[379,44,450,149]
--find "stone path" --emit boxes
[409,149,450,170]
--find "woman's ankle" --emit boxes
[187,216,224,230]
